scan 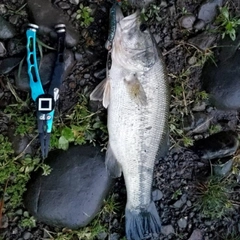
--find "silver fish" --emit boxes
[90,5,169,240]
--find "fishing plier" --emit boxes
[26,23,66,159]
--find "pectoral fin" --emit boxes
[124,74,147,106]
[90,79,110,108]
[105,144,122,178]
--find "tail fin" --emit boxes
[125,202,161,240]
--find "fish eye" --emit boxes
[139,23,147,32]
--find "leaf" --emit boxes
[221,7,229,20]
[58,136,69,150]
[61,127,74,142]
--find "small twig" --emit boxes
[6,78,24,104]
[162,44,181,56]
[14,134,38,161]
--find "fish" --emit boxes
[90,5,170,240]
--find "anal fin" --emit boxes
[105,144,122,178]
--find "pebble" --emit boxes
[198,0,223,23]
[186,200,192,207]
[7,38,25,56]
[84,73,90,79]
[94,68,106,80]
[173,199,184,209]
[9,15,20,25]
[109,233,120,240]
[188,229,203,240]
[161,224,175,235]
[0,4,7,14]
[193,19,206,30]
[188,56,197,65]
[0,15,17,39]
[75,52,84,61]
[58,2,70,9]
[177,217,188,229]
[179,14,196,29]
[152,189,163,201]
[70,0,79,4]
[23,232,32,240]
[12,227,18,235]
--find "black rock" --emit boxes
[183,112,211,134]
[0,57,22,75]
[7,37,26,56]
[178,14,196,30]
[192,131,239,160]
[0,15,17,39]
[27,0,79,47]
[201,39,240,110]
[198,0,223,23]
[24,144,113,229]
[188,32,216,51]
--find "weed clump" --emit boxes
[197,176,233,219]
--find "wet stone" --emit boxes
[94,68,106,80]
[24,145,113,229]
[7,37,26,56]
[0,4,7,14]
[0,57,22,75]
[58,2,70,9]
[179,14,196,29]
[152,189,163,201]
[23,232,32,240]
[198,0,223,23]
[161,224,175,235]
[192,131,239,160]
[183,112,211,134]
[109,233,120,240]
[9,15,20,25]
[177,217,187,229]
[70,0,79,4]
[202,42,240,110]
[27,0,79,47]
[188,229,203,240]
[188,32,216,51]
[193,19,206,30]
[0,15,17,39]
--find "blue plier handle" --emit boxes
[26,23,66,158]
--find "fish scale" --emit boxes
[108,56,169,211]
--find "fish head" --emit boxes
[112,6,156,72]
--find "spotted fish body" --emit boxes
[90,6,169,240]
